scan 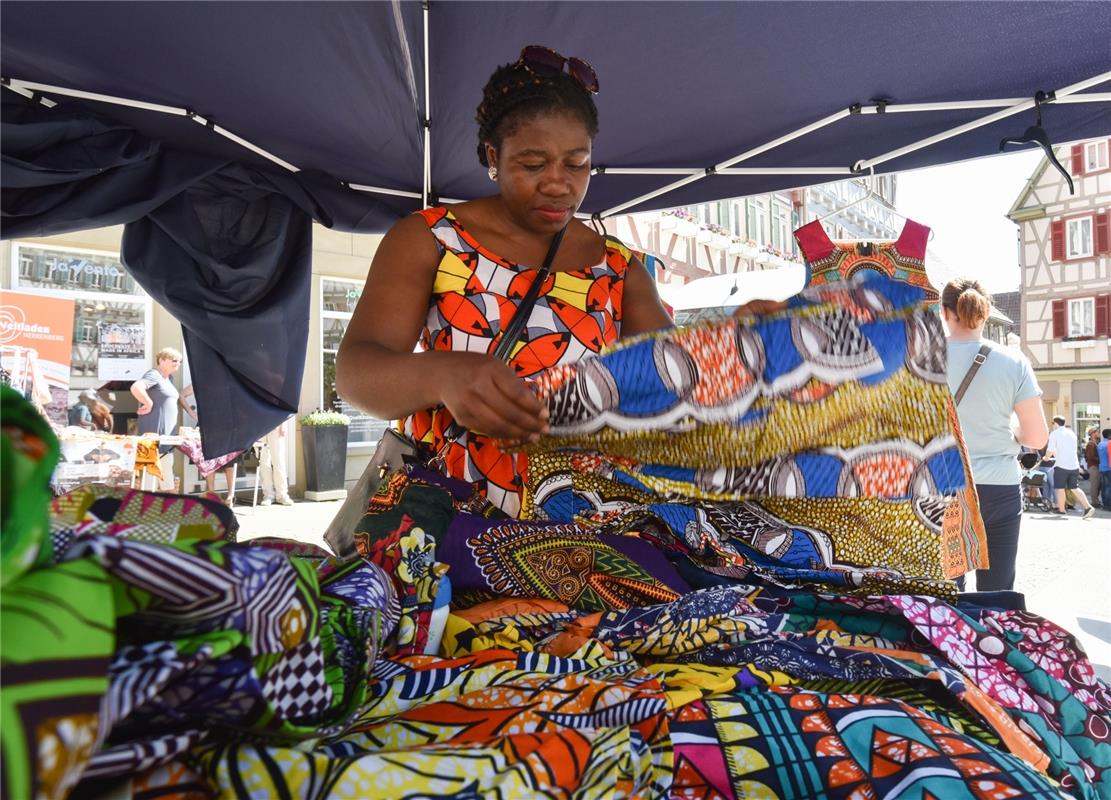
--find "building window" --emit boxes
[320,277,389,448]
[1075,403,1101,438]
[1066,216,1093,259]
[745,197,768,244]
[1085,140,1109,173]
[9,243,152,383]
[1068,297,1095,338]
[771,199,791,251]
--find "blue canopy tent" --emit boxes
[3,1,1110,456]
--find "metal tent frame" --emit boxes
[5,0,1109,218]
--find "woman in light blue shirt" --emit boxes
[943,279,1048,591]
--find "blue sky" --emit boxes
[896,149,1043,295]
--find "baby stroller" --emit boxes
[1019,452,1052,512]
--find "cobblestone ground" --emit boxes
[234,495,1111,678]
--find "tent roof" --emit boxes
[3,1,1110,225]
[3,1,1109,459]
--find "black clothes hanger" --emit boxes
[590,212,609,237]
[1000,90,1074,195]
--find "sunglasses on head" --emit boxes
[517,45,599,94]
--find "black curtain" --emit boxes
[2,93,396,456]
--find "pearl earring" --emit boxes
[488,165,498,181]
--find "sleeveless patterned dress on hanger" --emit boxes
[401,207,631,517]
[793,218,939,303]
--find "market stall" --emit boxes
[2,4,1110,800]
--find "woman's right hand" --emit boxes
[437,353,549,442]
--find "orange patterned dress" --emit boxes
[793,218,939,303]
[401,207,632,517]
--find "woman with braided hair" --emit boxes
[337,46,673,516]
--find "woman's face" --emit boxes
[487,111,592,235]
[158,355,181,375]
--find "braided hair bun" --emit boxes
[475,60,599,167]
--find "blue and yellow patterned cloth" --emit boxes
[522,275,986,595]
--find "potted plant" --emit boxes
[299,410,349,497]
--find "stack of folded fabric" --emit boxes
[519,275,985,597]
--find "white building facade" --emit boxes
[1007,137,1111,432]
[612,175,901,320]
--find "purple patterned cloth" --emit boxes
[438,511,690,611]
[177,431,243,477]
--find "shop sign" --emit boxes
[0,289,76,425]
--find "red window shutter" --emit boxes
[1052,298,1066,338]
[1051,219,1066,261]
[1072,144,1085,176]
[1097,294,1111,338]
[1099,211,1111,255]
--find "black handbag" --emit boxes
[323,224,568,558]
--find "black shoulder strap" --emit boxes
[492,225,568,362]
[438,226,569,445]
[954,344,992,406]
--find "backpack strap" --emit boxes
[954,344,992,406]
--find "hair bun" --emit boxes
[474,57,599,168]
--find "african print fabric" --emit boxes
[520,275,986,593]
[439,511,688,611]
[1,398,398,799]
[188,649,674,799]
[668,689,1063,799]
[1,384,58,585]
[400,207,632,517]
[6,353,1111,800]
[794,217,939,303]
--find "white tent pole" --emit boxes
[2,78,188,115]
[599,107,852,217]
[596,90,1111,179]
[856,69,1111,171]
[187,114,300,172]
[422,0,431,208]
[2,78,300,173]
[596,167,853,176]
[1056,92,1111,104]
[7,71,1109,212]
[872,93,1111,113]
[347,183,423,200]
[0,81,57,107]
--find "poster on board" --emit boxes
[0,289,75,426]
[97,321,146,380]
[52,432,138,493]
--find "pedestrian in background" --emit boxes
[258,420,293,506]
[1085,427,1102,508]
[68,388,100,430]
[1046,416,1095,519]
[1099,429,1111,511]
[943,278,1048,592]
[131,347,189,491]
[1035,445,1056,504]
